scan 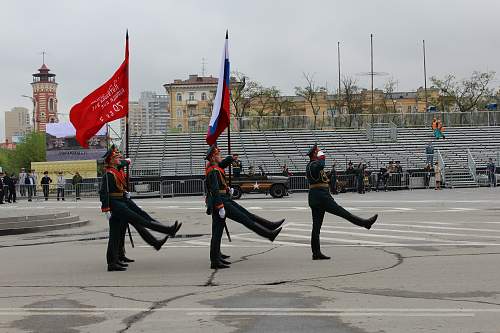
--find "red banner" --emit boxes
[70,33,129,148]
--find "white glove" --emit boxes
[317,151,325,159]
[229,188,234,196]
[125,191,131,199]
[125,158,132,165]
[104,211,112,220]
[219,207,226,219]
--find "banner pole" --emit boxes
[224,118,232,242]
[124,31,134,248]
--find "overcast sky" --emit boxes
[1,0,499,140]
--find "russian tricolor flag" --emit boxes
[206,31,231,146]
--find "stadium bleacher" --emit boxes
[128,127,500,186]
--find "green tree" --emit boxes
[0,132,46,174]
[431,71,496,113]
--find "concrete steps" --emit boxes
[0,212,89,236]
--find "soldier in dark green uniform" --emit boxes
[205,145,285,269]
[231,154,243,178]
[100,146,182,271]
[306,145,378,260]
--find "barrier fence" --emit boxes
[167,111,500,133]
[2,170,498,202]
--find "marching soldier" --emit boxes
[205,145,284,269]
[100,145,182,272]
[306,145,378,260]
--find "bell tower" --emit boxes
[31,58,58,131]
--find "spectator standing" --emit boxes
[431,118,438,138]
[25,172,35,202]
[282,163,293,177]
[376,167,389,192]
[356,163,365,194]
[31,170,38,196]
[2,173,11,202]
[0,173,4,204]
[248,165,255,176]
[434,162,442,190]
[487,158,496,187]
[9,173,17,203]
[425,142,435,165]
[423,163,433,189]
[72,172,83,200]
[437,119,446,139]
[41,171,52,201]
[56,171,65,201]
[19,168,27,197]
[345,161,356,191]
[329,163,337,195]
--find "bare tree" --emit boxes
[383,77,399,113]
[267,87,293,129]
[252,85,274,130]
[431,71,496,113]
[341,75,364,115]
[295,73,326,129]
[230,71,260,129]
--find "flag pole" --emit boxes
[224,30,232,242]
[124,30,134,248]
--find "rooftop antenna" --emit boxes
[201,57,207,76]
[40,51,47,64]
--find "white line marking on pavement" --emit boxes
[279,232,404,246]
[231,235,308,247]
[289,223,500,241]
[187,311,474,317]
[2,307,498,312]
[375,223,500,234]
[284,226,466,244]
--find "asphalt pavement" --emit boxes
[1,188,500,333]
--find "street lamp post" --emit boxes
[21,95,36,131]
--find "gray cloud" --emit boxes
[1,0,499,140]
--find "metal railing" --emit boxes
[366,122,398,142]
[168,111,500,133]
[161,179,205,196]
[436,149,446,184]
[467,149,477,182]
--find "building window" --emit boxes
[176,93,182,102]
[201,92,207,101]
[407,105,412,113]
[189,92,195,101]
[176,108,183,118]
[49,98,54,112]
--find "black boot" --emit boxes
[220,253,230,259]
[120,256,135,263]
[211,260,230,269]
[364,214,378,230]
[254,216,285,230]
[108,263,126,271]
[312,253,331,260]
[248,223,282,242]
[155,220,181,237]
[218,257,231,265]
[154,236,169,251]
[117,261,128,267]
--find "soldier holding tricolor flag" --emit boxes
[204,32,285,269]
